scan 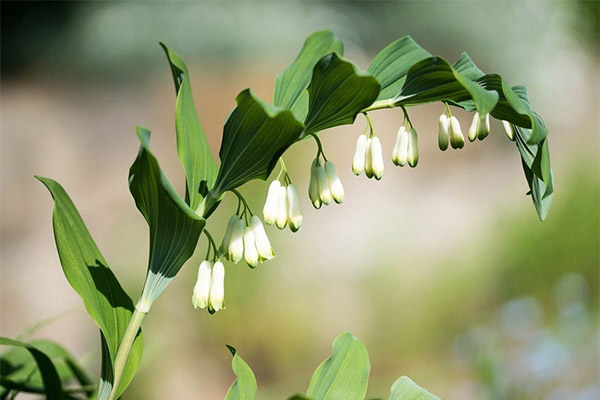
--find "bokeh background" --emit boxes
[1,1,598,399]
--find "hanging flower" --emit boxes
[370,136,384,180]
[262,180,281,225]
[502,120,515,141]
[227,216,245,263]
[449,116,465,149]
[438,114,450,151]
[324,161,344,204]
[407,128,419,168]
[275,185,289,229]
[243,226,259,268]
[192,260,212,309]
[208,261,225,313]
[352,134,368,175]
[250,215,274,260]
[468,112,490,141]
[393,125,409,166]
[287,184,303,231]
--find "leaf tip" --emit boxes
[225,344,237,356]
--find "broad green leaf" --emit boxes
[389,376,440,400]
[0,337,63,400]
[273,30,343,121]
[306,332,370,400]
[304,53,380,134]
[224,346,257,400]
[160,43,218,209]
[451,52,485,81]
[129,127,206,307]
[396,56,499,117]
[36,177,143,399]
[368,36,432,101]
[213,89,304,194]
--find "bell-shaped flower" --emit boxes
[309,159,322,209]
[370,136,384,180]
[364,137,374,178]
[192,260,212,309]
[227,216,245,263]
[208,261,225,313]
[352,134,368,175]
[315,162,332,205]
[250,215,274,260]
[262,180,281,225]
[477,113,490,140]
[468,112,479,142]
[502,120,515,141]
[220,215,238,255]
[324,161,344,204]
[449,116,465,149]
[275,185,289,229]
[287,184,303,231]
[407,128,419,168]
[393,125,409,166]
[438,114,450,151]
[243,226,259,268]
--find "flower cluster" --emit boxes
[192,260,225,313]
[309,159,344,208]
[392,121,419,168]
[468,112,490,142]
[438,113,465,150]
[263,179,303,232]
[353,134,384,179]
[222,214,274,267]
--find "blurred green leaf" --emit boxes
[160,43,218,209]
[389,376,440,400]
[450,52,485,81]
[224,345,257,400]
[273,30,343,121]
[129,127,206,307]
[367,36,432,101]
[213,89,304,194]
[304,53,380,134]
[36,176,143,399]
[306,332,370,400]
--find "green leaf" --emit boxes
[304,53,380,134]
[389,376,440,400]
[451,52,485,80]
[273,30,343,121]
[213,89,304,194]
[0,337,63,400]
[306,332,370,400]
[367,36,432,101]
[160,43,218,209]
[129,127,206,308]
[224,345,257,400]
[36,176,143,399]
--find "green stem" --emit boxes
[107,308,146,400]
[232,189,253,216]
[308,133,327,161]
[361,98,396,113]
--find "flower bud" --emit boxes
[502,120,515,141]
[407,128,419,168]
[220,215,238,256]
[438,114,450,151]
[370,136,384,180]
[275,186,288,229]
[468,112,479,142]
[315,163,332,205]
[262,180,280,225]
[352,134,368,176]
[449,116,465,149]
[477,113,490,140]
[309,160,322,209]
[208,261,225,313]
[324,161,344,204]
[243,226,259,268]
[192,260,212,309]
[228,217,245,263]
[287,184,303,232]
[364,138,374,178]
[393,125,408,165]
[250,215,274,260]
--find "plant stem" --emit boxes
[361,98,396,113]
[107,308,146,400]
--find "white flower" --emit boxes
[470,112,490,141]
[309,160,322,209]
[393,125,409,166]
[468,112,479,142]
[315,162,332,205]
[192,260,212,309]
[352,134,368,175]
[227,217,245,263]
[250,215,274,260]
[438,114,450,151]
[287,184,303,232]
[220,215,238,256]
[449,116,465,149]
[502,120,515,141]
[262,180,280,225]
[275,185,289,229]
[370,136,384,180]
[407,128,419,168]
[208,261,225,313]
[324,161,344,204]
[243,226,259,268]
[364,137,374,178]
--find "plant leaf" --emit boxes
[367,36,432,101]
[160,43,218,209]
[129,127,206,308]
[224,345,257,400]
[389,376,440,400]
[36,176,143,399]
[213,89,304,194]
[306,332,370,400]
[451,52,485,80]
[304,53,380,134]
[273,30,343,121]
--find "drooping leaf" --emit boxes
[213,89,304,194]
[389,376,441,400]
[129,127,206,308]
[304,53,380,134]
[273,30,343,121]
[451,52,485,81]
[367,36,432,101]
[36,177,143,399]
[160,43,218,209]
[306,332,370,400]
[224,346,257,400]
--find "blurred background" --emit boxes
[1,1,598,399]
